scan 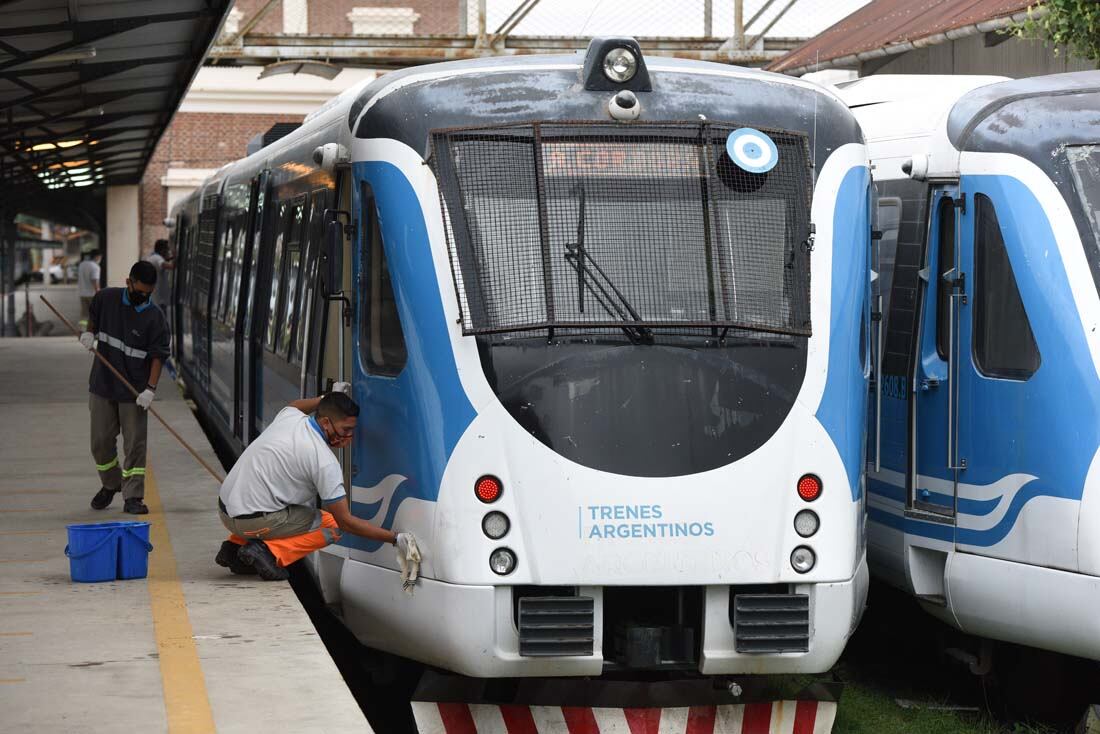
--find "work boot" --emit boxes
[123,498,149,515]
[214,541,256,575]
[90,488,119,510]
[237,541,289,581]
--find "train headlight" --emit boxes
[790,546,816,574]
[482,511,510,540]
[794,510,819,538]
[489,548,517,576]
[475,475,503,503]
[602,47,638,83]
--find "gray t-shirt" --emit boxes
[144,252,169,307]
[77,259,100,298]
[219,407,346,516]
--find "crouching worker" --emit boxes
[215,389,411,581]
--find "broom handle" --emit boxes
[40,295,225,484]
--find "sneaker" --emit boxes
[237,541,289,581]
[214,541,256,575]
[90,488,119,510]
[123,498,149,515]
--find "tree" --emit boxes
[1010,0,1100,67]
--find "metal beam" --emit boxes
[0,11,215,73]
[0,55,187,116]
[490,0,541,47]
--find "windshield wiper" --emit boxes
[563,185,653,344]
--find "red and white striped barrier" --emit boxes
[413,701,836,734]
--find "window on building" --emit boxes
[359,182,407,376]
[935,197,955,361]
[973,194,1040,380]
[347,6,420,35]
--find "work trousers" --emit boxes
[89,393,148,500]
[219,504,341,568]
[79,297,92,329]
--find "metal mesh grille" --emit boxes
[431,121,812,338]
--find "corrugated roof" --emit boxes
[767,0,1032,74]
[0,0,232,201]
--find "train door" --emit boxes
[240,170,271,444]
[954,189,1042,554]
[912,186,961,516]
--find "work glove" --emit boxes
[331,381,351,396]
[136,388,155,411]
[394,532,421,593]
[79,331,95,351]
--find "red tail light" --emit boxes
[475,475,503,503]
[797,474,822,502]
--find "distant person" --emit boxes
[143,239,175,316]
[79,261,170,515]
[76,250,101,330]
[215,388,415,581]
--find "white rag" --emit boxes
[396,533,422,593]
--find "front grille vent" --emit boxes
[732,593,809,653]
[518,596,594,657]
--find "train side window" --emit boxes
[265,201,288,352]
[934,197,955,361]
[278,199,306,359]
[973,194,1040,380]
[359,182,407,376]
[299,190,326,365]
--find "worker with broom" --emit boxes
[79,260,170,516]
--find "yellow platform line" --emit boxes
[0,530,53,536]
[0,509,51,513]
[0,632,32,637]
[0,678,25,684]
[145,467,216,734]
[0,591,41,597]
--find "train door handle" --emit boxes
[918,488,931,500]
[920,378,940,391]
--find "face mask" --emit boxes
[324,418,353,446]
[128,288,149,305]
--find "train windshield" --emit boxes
[1067,145,1100,259]
[431,122,813,340]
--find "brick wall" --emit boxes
[309,0,462,35]
[140,112,304,255]
[231,0,462,36]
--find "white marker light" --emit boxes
[482,511,510,540]
[794,510,819,538]
[603,48,638,83]
[490,548,517,575]
[791,546,816,573]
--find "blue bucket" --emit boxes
[116,521,152,580]
[65,522,121,583]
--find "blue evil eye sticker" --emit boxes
[726,128,778,174]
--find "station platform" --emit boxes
[0,337,367,732]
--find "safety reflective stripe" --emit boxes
[121,467,146,478]
[95,332,147,359]
[96,457,119,472]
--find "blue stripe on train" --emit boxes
[343,160,477,553]
[815,165,871,501]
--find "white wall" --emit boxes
[106,185,140,287]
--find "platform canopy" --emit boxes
[0,0,232,205]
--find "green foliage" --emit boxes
[1009,0,1100,67]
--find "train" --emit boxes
[841,70,1100,662]
[170,38,872,678]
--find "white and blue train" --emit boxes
[171,39,871,678]
[841,71,1100,661]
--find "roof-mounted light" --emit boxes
[603,47,637,83]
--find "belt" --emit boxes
[219,498,265,520]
